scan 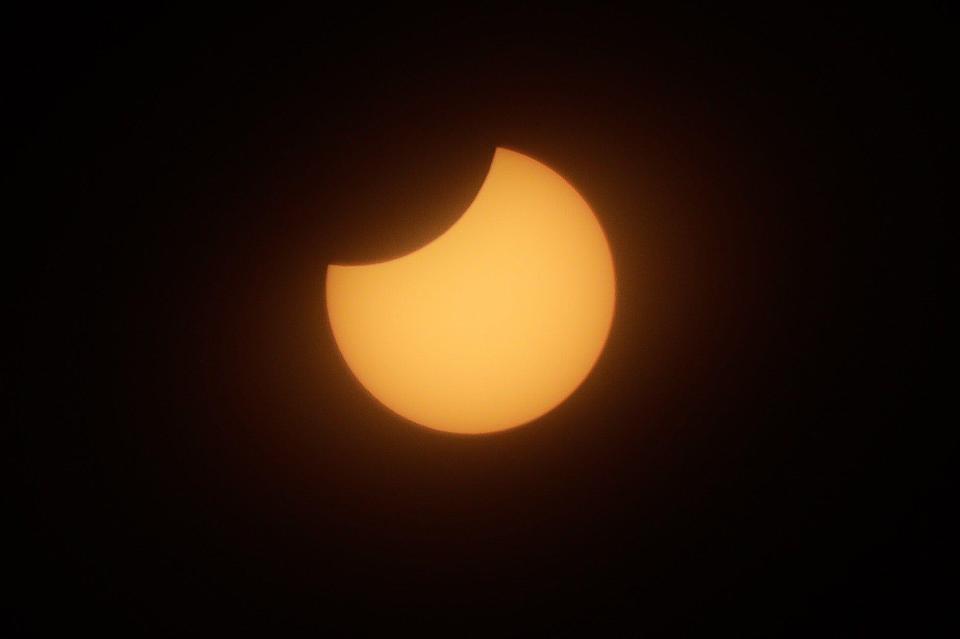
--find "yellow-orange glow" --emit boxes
[326,147,615,434]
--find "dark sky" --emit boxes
[11,6,949,635]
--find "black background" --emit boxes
[11,6,949,635]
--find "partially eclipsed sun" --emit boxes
[326,147,615,434]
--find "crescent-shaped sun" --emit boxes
[326,147,615,434]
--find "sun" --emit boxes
[326,147,615,434]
